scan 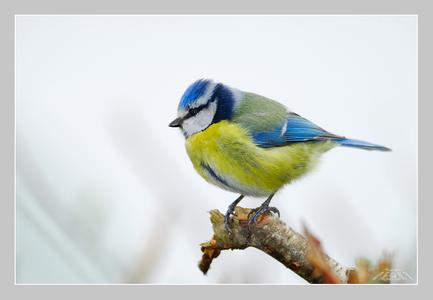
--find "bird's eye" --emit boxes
[189,107,200,116]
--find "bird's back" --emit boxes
[232,92,289,133]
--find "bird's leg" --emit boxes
[224,195,244,233]
[248,193,280,228]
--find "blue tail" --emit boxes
[337,138,391,151]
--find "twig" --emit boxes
[199,207,349,283]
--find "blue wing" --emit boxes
[251,112,391,151]
[251,112,342,148]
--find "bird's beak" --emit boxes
[169,117,182,128]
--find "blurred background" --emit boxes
[16,15,417,284]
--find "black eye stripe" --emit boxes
[183,85,221,120]
[189,107,200,116]
[184,103,207,119]
[184,107,201,119]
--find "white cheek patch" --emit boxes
[182,101,217,137]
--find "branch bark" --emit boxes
[199,207,349,283]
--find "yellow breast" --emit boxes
[185,121,333,197]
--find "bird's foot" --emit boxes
[224,195,244,233]
[224,208,235,233]
[248,205,280,229]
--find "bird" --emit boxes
[169,79,390,231]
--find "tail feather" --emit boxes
[337,138,391,151]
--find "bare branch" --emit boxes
[199,207,349,283]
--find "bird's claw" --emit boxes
[224,195,245,234]
[248,206,280,229]
[224,210,234,233]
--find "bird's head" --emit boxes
[169,79,241,137]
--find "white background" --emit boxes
[16,15,417,284]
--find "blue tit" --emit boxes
[169,79,390,231]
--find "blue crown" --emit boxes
[179,79,213,109]
[178,79,236,123]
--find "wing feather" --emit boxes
[232,93,342,148]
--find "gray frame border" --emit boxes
[1,0,429,299]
